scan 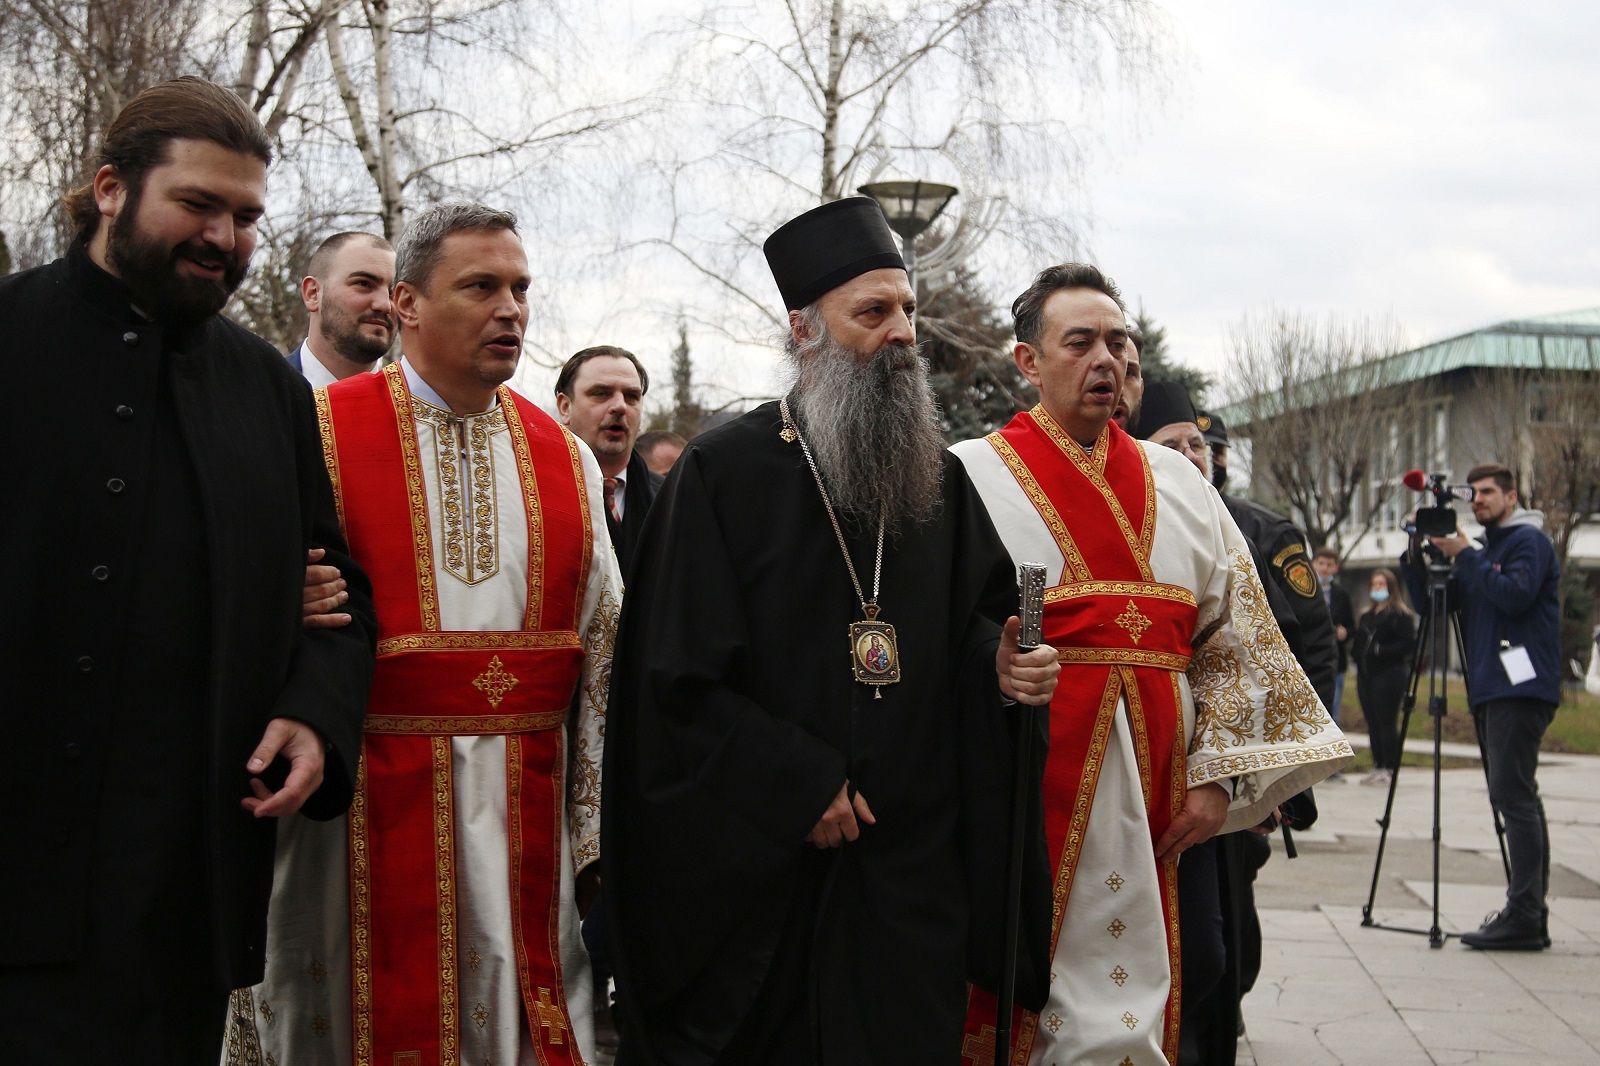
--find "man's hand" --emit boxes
[1335,624,1349,642]
[807,782,876,848]
[1428,531,1471,559]
[1248,806,1282,836]
[1153,782,1230,863]
[302,547,352,629]
[997,616,1060,706]
[241,717,327,818]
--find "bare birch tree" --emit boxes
[629,0,1169,340]
[1474,353,1600,574]
[319,0,643,239]
[1223,310,1418,554]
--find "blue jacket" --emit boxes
[1407,509,1561,708]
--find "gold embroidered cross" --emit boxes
[1046,1012,1063,1033]
[1115,600,1152,644]
[473,655,519,709]
[1121,1011,1138,1030]
[1105,871,1125,893]
[307,959,327,984]
[959,1027,997,1066]
[1108,918,1127,939]
[1110,965,1129,987]
[534,988,568,1045]
[472,1002,489,1030]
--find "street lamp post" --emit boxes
[857,179,959,292]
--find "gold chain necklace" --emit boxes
[780,396,901,698]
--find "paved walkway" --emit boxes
[1240,731,1600,1065]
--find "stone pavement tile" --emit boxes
[1397,1008,1596,1057]
[1427,1053,1600,1066]
[1489,942,1600,994]
[1379,974,1543,1014]
[1252,959,1394,1019]
[1257,907,1346,942]
[1239,1014,1433,1066]
[1529,990,1600,1053]
[1245,908,1432,1066]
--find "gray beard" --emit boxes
[785,330,946,533]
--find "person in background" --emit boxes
[285,231,395,387]
[1353,568,1416,786]
[1313,547,1356,729]
[636,429,687,476]
[555,345,661,573]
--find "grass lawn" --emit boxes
[1335,677,1600,755]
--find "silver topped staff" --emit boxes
[996,562,1048,1062]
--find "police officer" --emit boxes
[1136,383,1339,1065]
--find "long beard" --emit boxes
[786,330,945,533]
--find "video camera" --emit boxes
[1401,469,1474,538]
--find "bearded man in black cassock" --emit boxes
[603,197,1058,1066]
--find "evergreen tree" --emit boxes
[919,265,1037,442]
[1133,307,1211,409]
[650,317,706,437]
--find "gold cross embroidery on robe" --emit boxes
[473,656,519,708]
[534,988,568,1045]
[959,1026,997,1066]
[1115,599,1152,644]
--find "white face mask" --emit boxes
[1370,587,1390,603]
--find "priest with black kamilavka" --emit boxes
[602,197,1060,1066]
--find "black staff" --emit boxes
[996,562,1047,1062]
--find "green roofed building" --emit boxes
[1217,308,1600,584]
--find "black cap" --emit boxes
[1197,410,1228,446]
[763,197,905,311]
[1133,380,1199,440]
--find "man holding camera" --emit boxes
[1417,463,1560,951]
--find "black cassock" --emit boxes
[604,401,1050,1066]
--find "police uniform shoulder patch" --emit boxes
[1283,556,1318,598]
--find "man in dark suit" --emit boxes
[555,345,664,572]
[554,343,662,1046]
[1313,546,1356,726]
[285,231,395,388]
[0,78,375,1064]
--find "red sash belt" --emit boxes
[964,409,1193,1065]
[318,366,592,1066]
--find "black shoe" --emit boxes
[1460,909,1547,951]
[1541,911,1552,949]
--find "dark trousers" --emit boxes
[1358,665,1409,770]
[1475,698,1555,920]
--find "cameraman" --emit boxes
[1406,463,1560,951]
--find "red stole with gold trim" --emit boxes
[962,409,1196,1066]
[316,365,592,1066]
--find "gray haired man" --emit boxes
[228,203,624,1063]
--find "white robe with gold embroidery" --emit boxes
[951,435,1350,1066]
[223,364,622,1066]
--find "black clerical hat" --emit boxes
[763,197,905,311]
[1197,410,1229,447]
[1134,380,1199,440]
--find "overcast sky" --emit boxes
[1084,0,1600,386]
[515,0,1600,411]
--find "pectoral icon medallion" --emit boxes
[849,604,901,698]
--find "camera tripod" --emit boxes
[1360,546,1510,947]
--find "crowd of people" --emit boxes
[1,75,1565,1066]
